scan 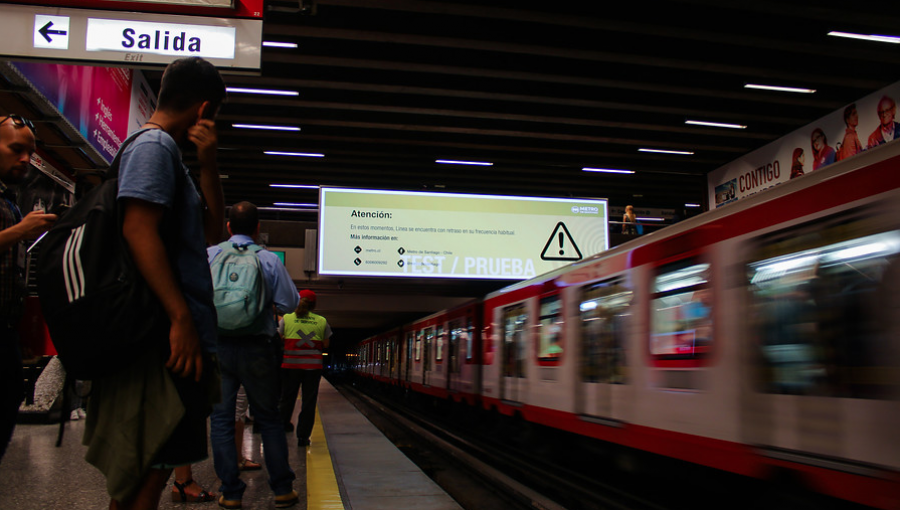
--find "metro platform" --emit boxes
[0,377,462,510]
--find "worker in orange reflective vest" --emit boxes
[277,290,332,447]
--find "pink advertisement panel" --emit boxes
[12,62,154,162]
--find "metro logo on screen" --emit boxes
[318,188,609,280]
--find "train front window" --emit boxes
[650,261,712,360]
[580,279,631,383]
[748,219,900,399]
[538,295,563,361]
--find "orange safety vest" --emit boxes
[281,311,328,369]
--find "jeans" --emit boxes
[210,336,295,499]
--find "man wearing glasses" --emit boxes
[0,114,57,464]
[868,95,900,149]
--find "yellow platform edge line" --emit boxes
[307,408,344,510]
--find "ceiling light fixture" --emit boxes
[828,31,900,44]
[226,87,299,96]
[582,167,635,174]
[638,148,694,155]
[273,202,318,208]
[744,83,816,94]
[685,203,702,208]
[233,124,301,131]
[264,151,324,157]
[636,217,665,222]
[262,41,298,48]
[435,159,493,166]
[685,120,747,129]
[270,184,319,189]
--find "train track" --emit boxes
[334,378,676,510]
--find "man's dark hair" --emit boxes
[157,57,226,113]
[229,201,259,236]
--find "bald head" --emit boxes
[228,201,259,236]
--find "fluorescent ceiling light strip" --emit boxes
[270,184,319,189]
[435,159,493,166]
[744,83,816,94]
[685,203,701,208]
[582,167,635,174]
[274,202,318,208]
[262,41,298,48]
[264,151,324,157]
[233,124,301,131]
[636,217,665,222]
[685,120,747,129]
[226,87,299,96]
[638,148,694,155]
[828,31,900,44]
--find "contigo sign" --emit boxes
[86,19,236,59]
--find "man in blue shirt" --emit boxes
[207,201,300,509]
[84,57,225,510]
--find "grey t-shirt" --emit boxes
[117,129,217,353]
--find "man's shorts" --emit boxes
[152,358,216,468]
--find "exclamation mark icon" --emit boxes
[558,232,565,256]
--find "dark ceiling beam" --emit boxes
[222,77,812,126]
[261,53,845,109]
[224,96,777,140]
[264,25,887,91]
[314,0,900,65]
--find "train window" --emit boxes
[466,318,474,361]
[538,295,564,362]
[747,215,900,399]
[415,331,423,361]
[650,260,712,360]
[424,327,434,371]
[580,279,631,383]
[503,304,528,378]
[436,325,444,361]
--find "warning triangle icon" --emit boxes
[541,222,582,261]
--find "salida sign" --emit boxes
[86,19,236,59]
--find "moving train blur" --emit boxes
[354,142,900,509]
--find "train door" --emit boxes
[447,318,462,392]
[500,303,528,403]
[387,336,396,382]
[423,327,434,386]
[742,207,900,467]
[577,278,632,419]
[404,331,414,384]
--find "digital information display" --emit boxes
[318,188,609,280]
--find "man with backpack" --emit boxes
[80,57,226,510]
[207,201,300,509]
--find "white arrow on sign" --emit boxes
[34,15,70,50]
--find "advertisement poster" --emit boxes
[12,62,155,162]
[707,79,900,207]
[319,188,609,280]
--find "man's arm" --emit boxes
[122,198,203,381]
[189,118,224,245]
[269,256,300,315]
[0,211,56,251]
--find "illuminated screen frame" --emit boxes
[318,187,609,280]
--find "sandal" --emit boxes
[172,479,217,503]
[239,458,262,471]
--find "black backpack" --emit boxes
[37,129,169,380]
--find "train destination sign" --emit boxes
[318,188,609,280]
[1,3,261,70]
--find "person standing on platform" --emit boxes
[82,57,225,510]
[622,205,637,235]
[0,114,57,464]
[207,201,300,509]
[278,290,332,447]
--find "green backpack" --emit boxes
[211,241,267,334]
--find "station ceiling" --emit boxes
[4,0,900,344]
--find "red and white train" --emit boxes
[354,142,900,509]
